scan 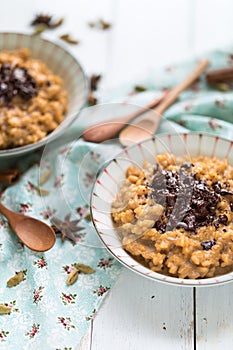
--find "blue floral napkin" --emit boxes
[1,48,233,350]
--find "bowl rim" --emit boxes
[0,31,89,157]
[91,132,233,287]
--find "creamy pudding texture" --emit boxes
[111,153,233,279]
[0,48,67,149]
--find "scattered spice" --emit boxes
[31,13,64,29]
[214,83,231,91]
[88,18,112,31]
[87,92,98,106]
[0,305,11,315]
[28,181,49,196]
[39,169,52,185]
[134,85,148,92]
[66,269,79,286]
[74,263,95,274]
[31,24,47,36]
[0,64,37,106]
[7,271,26,287]
[59,34,79,45]
[84,213,92,221]
[51,214,84,243]
[90,74,102,91]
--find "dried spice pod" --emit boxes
[59,34,79,45]
[88,18,112,30]
[32,24,47,36]
[0,305,11,315]
[7,271,25,287]
[134,85,148,92]
[31,14,64,29]
[35,187,50,196]
[66,269,79,285]
[74,263,95,274]
[90,74,102,91]
[214,83,231,92]
[87,92,98,106]
[39,169,52,185]
[51,214,84,244]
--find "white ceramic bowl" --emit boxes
[0,32,88,158]
[91,133,233,286]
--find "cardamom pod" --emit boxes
[32,24,47,36]
[84,213,92,221]
[7,271,24,287]
[214,83,230,92]
[39,169,52,185]
[0,305,11,314]
[74,264,95,274]
[66,269,79,285]
[36,187,50,196]
[134,85,147,92]
[59,34,79,45]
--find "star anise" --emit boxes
[90,74,102,91]
[51,214,84,244]
[31,14,64,29]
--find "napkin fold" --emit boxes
[1,48,233,350]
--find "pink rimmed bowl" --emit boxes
[0,32,88,158]
[91,133,233,287]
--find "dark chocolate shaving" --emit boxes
[0,64,37,105]
[151,165,221,233]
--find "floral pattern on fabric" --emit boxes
[1,48,233,349]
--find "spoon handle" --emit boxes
[119,59,210,146]
[154,59,210,116]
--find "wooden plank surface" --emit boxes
[91,269,194,350]
[1,1,233,349]
[196,284,233,349]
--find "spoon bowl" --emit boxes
[0,202,56,252]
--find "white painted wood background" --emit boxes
[1,1,233,349]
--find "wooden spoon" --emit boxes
[119,59,210,146]
[0,202,56,252]
[83,91,168,143]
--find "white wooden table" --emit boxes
[2,1,233,349]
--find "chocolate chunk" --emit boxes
[151,164,221,233]
[218,214,228,225]
[201,239,216,251]
[0,64,37,105]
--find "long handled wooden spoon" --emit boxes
[119,59,210,146]
[83,91,168,143]
[0,202,56,252]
